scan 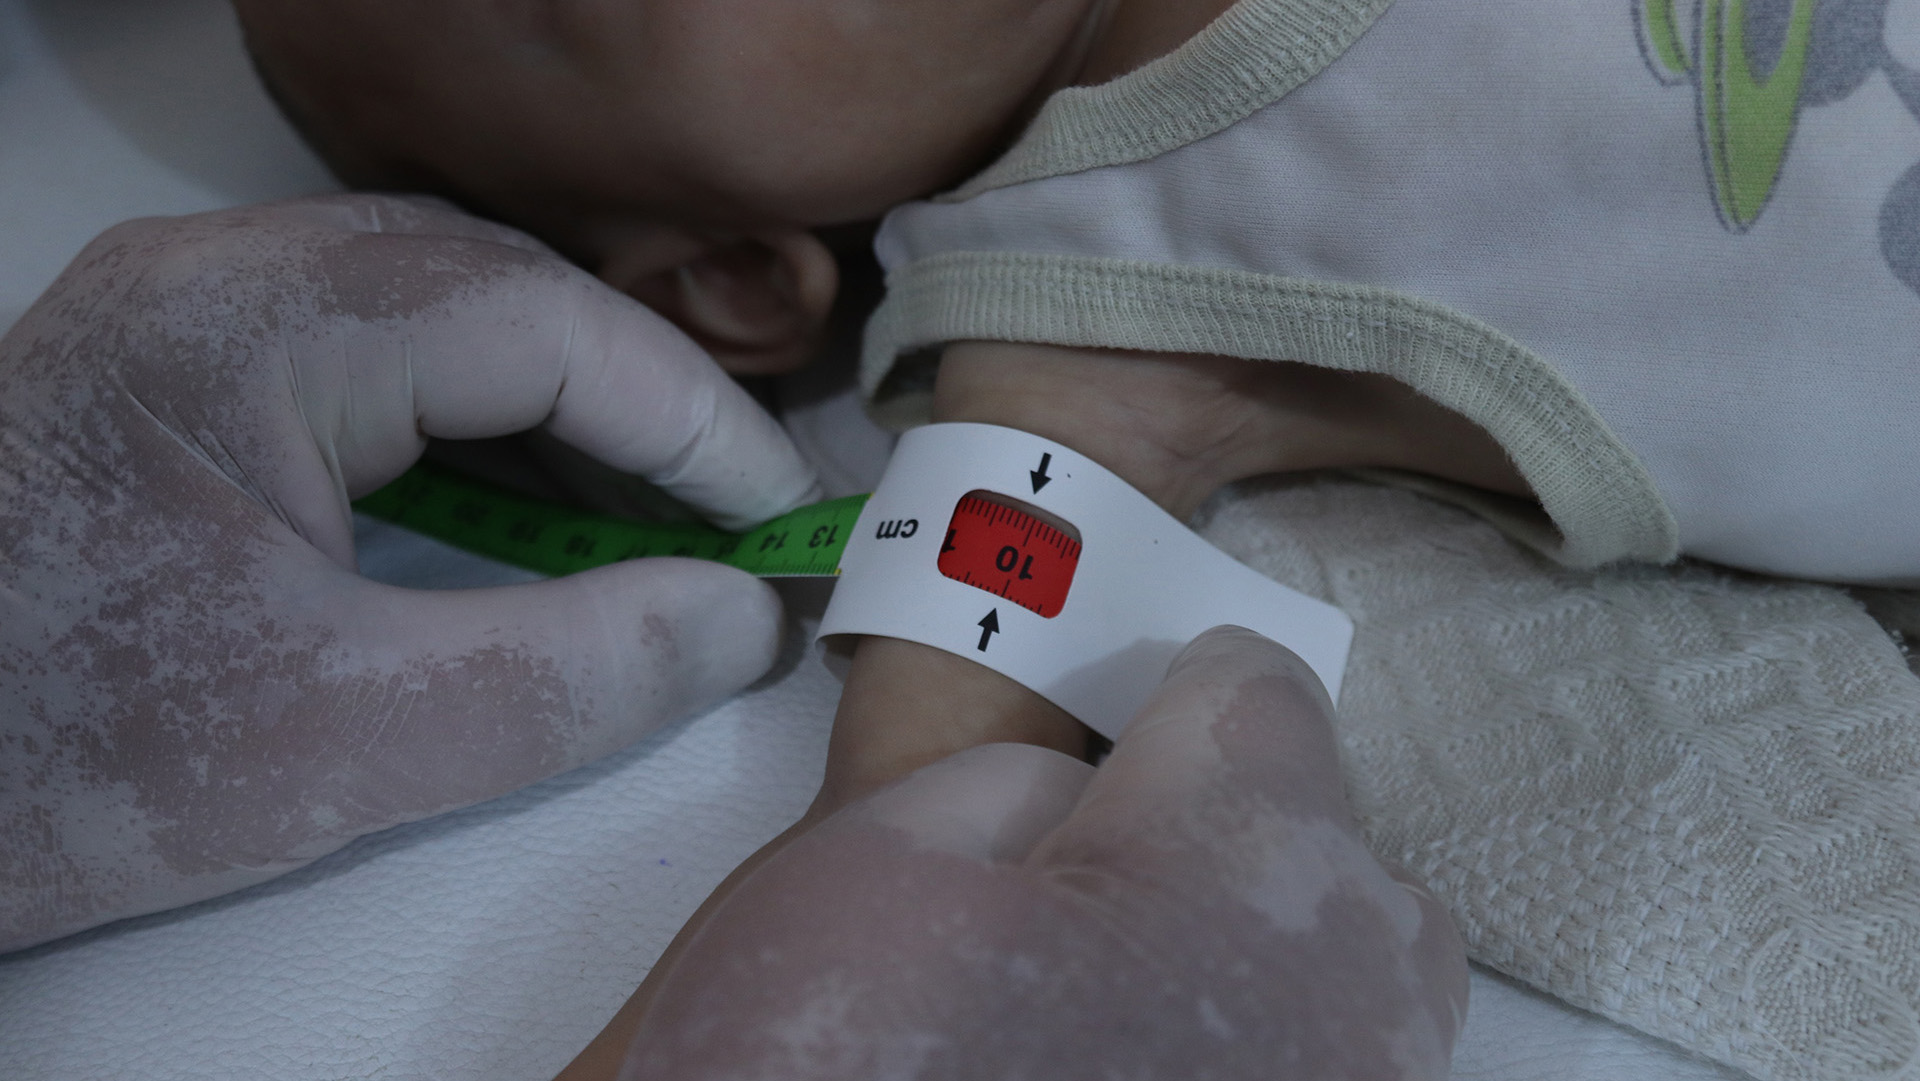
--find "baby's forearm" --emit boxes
[818,337,1536,803]
[810,348,1234,814]
[552,347,1208,1081]
[818,637,1086,806]
[809,345,1253,806]
[558,341,1523,1079]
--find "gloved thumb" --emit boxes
[1029,624,1471,1052]
[1040,623,1357,857]
[293,552,784,828]
[826,742,1096,863]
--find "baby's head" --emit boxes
[236,0,1100,371]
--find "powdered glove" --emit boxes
[0,195,820,952]
[627,626,1469,1080]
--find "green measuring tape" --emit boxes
[352,459,868,578]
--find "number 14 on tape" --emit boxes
[353,460,866,579]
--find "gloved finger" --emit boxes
[287,553,787,826]
[0,473,784,951]
[1385,863,1474,1039]
[1030,624,1470,1053]
[822,742,1096,863]
[1033,624,1358,863]
[305,242,820,529]
[238,192,562,253]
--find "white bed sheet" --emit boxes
[0,1,1748,1076]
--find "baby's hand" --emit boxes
[0,195,819,952]
[627,627,1468,1080]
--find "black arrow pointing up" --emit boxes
[975,609,1000,652]
[1029,453,1053,493]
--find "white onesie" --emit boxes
[865,0,1920,585]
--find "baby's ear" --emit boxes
[600,229,839,376]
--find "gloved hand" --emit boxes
[625,626,1468,1080]
[0,195,820,952]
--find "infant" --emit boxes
[236,0,1551,765]
[231,0,1920,1075]
[239,0,1920,578]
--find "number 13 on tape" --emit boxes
[817,423,1354,741]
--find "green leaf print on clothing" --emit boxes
[1636,0,1817,232]
[1630,0,1920,296]
[1639,0,1695,82]
[1701,0,1815,229]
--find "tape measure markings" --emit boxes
[935,494,1081,618]
[352,460,866,578]
[354,466,1084,591]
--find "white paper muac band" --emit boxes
[817,422,1355,740]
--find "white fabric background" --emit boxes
[0,1,1744,1077]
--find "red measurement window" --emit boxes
[936,494,1081,618]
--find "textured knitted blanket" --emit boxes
[1197,478,1920,1081]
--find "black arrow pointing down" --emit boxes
[1030,453,1052,494]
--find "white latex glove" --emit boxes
[626,627,1469,1080]
[0,195,820,952]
